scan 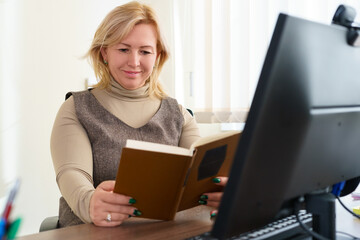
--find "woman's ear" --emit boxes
[100,47,108,62]
[154,52,160,67]
[156,51,160,60]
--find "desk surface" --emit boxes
[335,195,360,238]
[18,197,360,240]
[18,206,213,240]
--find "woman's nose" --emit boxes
[127,52,140,67]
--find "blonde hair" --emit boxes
[86,1,169,99]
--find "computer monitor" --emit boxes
[212,13,360,239]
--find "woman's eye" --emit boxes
[119,48,129,53]
[140,50,152,55]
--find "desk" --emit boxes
[17,206,213,240]
[17,197,360,240]
[336,195,360,238]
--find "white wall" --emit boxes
[0,0,176,236]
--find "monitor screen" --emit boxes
[212,13,360,239]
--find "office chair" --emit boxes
[39,216,59,232]
[66,91,195,117]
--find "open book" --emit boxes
[113,130,241,220]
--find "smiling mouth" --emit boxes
[124,70,140,75]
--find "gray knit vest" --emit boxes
[58,90,184,227]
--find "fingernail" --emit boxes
[210,212,217,218]
[199,200,207,205]
[129,198,136,204]
[133,209,142,216]
[212,178,221,183]
[200,195,208,200]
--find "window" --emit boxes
[171,0,360,123]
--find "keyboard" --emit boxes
[187,211,312,240]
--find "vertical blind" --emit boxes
[172,0,360,123]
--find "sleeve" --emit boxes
[50,96,94,223]
[178,105,201,149]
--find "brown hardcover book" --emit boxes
[113,131,241,220]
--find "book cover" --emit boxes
[113,131,241,220]
[178,131,241,211]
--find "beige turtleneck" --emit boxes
[50,80,200,223]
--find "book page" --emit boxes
[126,139,193,156]
[190,130,241,150]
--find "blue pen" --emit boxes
[0,217,6,240]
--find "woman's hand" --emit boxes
[89,180,140,227]
[199,176,228,218]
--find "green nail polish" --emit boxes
[212,178,221,183]
[199,200,207,205]
[200,195,208,200]
[211,212,217,218]
[133,209,142,216]
[129,198,136,204]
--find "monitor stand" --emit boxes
[306,192,336,239]
[305,192,355,240]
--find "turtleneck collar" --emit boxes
[105,78,150,101]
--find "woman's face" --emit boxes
[101,23,158,90]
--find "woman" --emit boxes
[51,1,226,228]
